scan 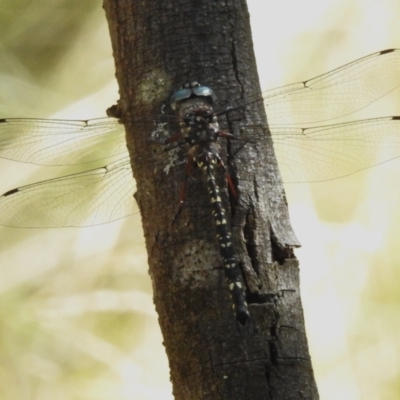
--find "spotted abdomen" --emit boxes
[200,158,250,325]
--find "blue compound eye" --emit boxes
[192,86,216,102]
[170,84,217,110]
[170,88,192,110]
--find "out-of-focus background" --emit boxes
[0,0,399,399]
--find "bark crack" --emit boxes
[224,0,245,97]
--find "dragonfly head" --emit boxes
[170,82,216,111]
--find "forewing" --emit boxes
[0,117,127,165]
[262,49,400,125]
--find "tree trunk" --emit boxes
[103,0,319,398]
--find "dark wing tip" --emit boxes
[3,188,19,196]
[380,49,396,55]
[392,116,400,120]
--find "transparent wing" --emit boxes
[0,117,126,165]
[2,50,400,227]
[2,117,400,227]
[270,116,400,182]
[261,49,400,125]
[0,157,136,227]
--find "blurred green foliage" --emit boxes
[0,0,98,81]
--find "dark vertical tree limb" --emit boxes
[103,0,319,398]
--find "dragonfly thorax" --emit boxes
[177,98,220,145]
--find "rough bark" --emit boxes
[103,0,319,398]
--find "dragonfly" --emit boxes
[0,48,400,231]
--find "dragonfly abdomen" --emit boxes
[200,157,250,325]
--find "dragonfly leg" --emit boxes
[215,155,238,198]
